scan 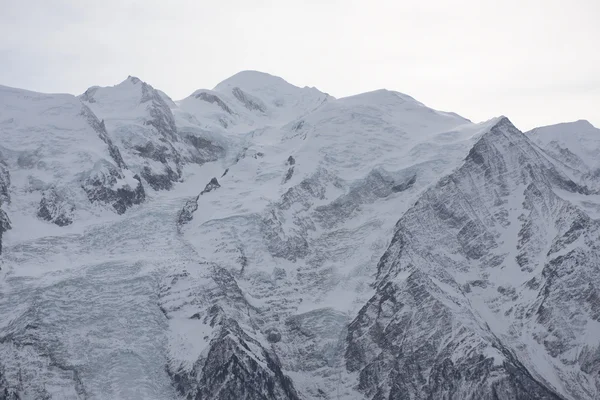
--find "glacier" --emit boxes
[0,71,598,399]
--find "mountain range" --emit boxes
[0,71,598,400]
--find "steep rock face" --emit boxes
[82,77,227,191]
[0,206,9,256]
[0,157,10,204]
[177,178,221,230]
[200,177,221,195]
[346,271,562,400]
[37,187,75,226]
[2,72,600,400]
[82,161,145,215]
[0,85,144,227]
[161,266,301,400]
[0,157,10,256]
[81,77,183,190]
[355,117,600,399]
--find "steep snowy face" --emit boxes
[1,71,599,400]
[167,88,516,398]
[357,117,600,399]
[176,70,332,134]
[528,120,600,173]
[82,77,226,190]
[0,85,144,232]
[285,88,473,180]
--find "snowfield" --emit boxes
[0,71,599,400]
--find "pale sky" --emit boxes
[1,0,598,131]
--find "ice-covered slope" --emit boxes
[0,85,144,236]
[81,77,227,190]
[175,70,332,135]
[528,120,600,173]
[166,94,512,398]
[0,72,599,400]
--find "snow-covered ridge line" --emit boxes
[0,71,599,399]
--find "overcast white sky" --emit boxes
[1,0,598,130]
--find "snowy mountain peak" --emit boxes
[127,75,142,85]
[1,72,599,400]
[214,70,295,92]
[340,88,423,105]
[528,119,600,172]
[530,119,597,135]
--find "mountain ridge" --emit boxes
[0,72,598,399]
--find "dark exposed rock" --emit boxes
[0,365,19,400]
[351,118,591,399]
[163,266,300,400]
[184,134,226,165]
[0,157,10,204]
[232,87,267,113]
[177,195,199,230]
[140,81,179,142]
[177,178,221,229]
[37,188,74,226]
[194,92,234,114]
[287,156,296,166]
[221,168,229,178]
[391,174,416,192]
[140,165,180,191]
[315,168,409,229]
[173,319,301,400]
[291,120,304,131]
[201,178,221,195]
[345,273,562,400]
[0,155,10,255]
[82,164,146,214]
[284,308,348,371]
[0,206,10,256]
[266,328,282,343]
[283,167,294,183]
[80,104,127,169]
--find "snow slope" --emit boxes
[528,120,600,172]
[0,71,598,400]
[0,85,144,237]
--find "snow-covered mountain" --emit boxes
[0,71,598,400]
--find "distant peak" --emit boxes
[214,70,289,91]
[339,89,422,106]
[127,75,142,85]
[528,119,598,135]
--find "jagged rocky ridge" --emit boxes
[350,117,599,399]
[0,72,599,399]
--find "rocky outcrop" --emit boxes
[172,319,301,400]
[0,365,19,400]
[177,178,221,230]
[177,196,199,229]
[231,87,267,113]
[200,178,221,195]
[183,135,227,165]
[0,158,10,204]
[80,104,127,169]
[0,156,10,255]
[140,80,179,142]
[162,266,301,400]
[0,207,10,256]
[349,117,599,399]
[194,92,234,115]
[82,161,145,214]
[37,188,75,226]
[346,271,562,400]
